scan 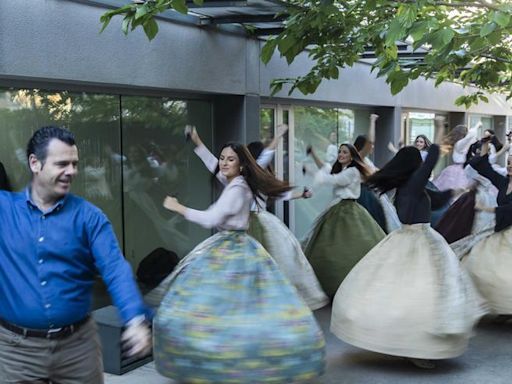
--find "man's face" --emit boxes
[30,139,79,200]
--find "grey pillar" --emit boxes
[448,112,467,128]
[212,94,261,153]
[374,106,402,167]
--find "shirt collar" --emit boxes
[24,186,68,214]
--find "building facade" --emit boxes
[1,1,510,289]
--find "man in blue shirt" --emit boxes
[0,126,151,383]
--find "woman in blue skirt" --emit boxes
[152,127,326,383]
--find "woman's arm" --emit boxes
[187,126,228,185]
[409,144,441,194]
[163,184,245,228]
[266,124,288,151]
[307,146,325,169]
[469,142,508,191]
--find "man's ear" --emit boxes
[29,154,42,173]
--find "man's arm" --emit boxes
[88,210,151,357]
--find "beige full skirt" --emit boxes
[460,226,512,314]
[331,224,486,359]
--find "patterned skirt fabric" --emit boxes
[248,211,329,310]
[153,231,326,383]
[331,224,486,359]
[461,226,512,314]
[303,200,386,297]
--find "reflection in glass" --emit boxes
[121,96,213,269]
[292,106,369,239]
[259,108,275,145]
[0,88,123,242]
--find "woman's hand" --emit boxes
[302,187,313,199]
[185,125,202,147]
[163,196,186,215]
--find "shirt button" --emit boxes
[39,237,44,242]
[45,304,51,309]
[41,215,46,220]
[38,259,44,264]
[41,281,47,286]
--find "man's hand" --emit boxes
[121,317,152,358]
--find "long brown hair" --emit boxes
[331,143,372,181]
[442,125,468,153]
[216,142,291,201]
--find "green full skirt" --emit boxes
[304,200,386,297]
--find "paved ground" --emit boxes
[105,307,512,384]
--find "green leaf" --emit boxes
[385,18,405,46]
[328,65,339,79]
[172,0,188,14]
[478,94,489,103]
[192,0,204,5]
[143,18,159,40]
[493,12,510,28]
[277,35,297,56]
[397,5,417,28]
[122,16,131,35]
[409,21,429,41]
[261,39,278,64]
[135,4,149,20]
[270,80,285,96]
[480,22,496,37]
[388,70,409,95]
[430,28,455,50]
[99,17,112,34]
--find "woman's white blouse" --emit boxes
[314,164,362,199]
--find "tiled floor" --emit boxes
[106,307,512,384]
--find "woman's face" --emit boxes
[337,145,352,166]
[483,130,492,139]
[507,156,512,177]
[415,137,426,150]
[363,140,374,155]
[219,147,241,179]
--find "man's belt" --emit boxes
[0,316,90,340]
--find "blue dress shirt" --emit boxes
[0,189,148,329]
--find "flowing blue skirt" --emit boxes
[153,231,326,383]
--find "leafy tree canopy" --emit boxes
[100,0,512,108]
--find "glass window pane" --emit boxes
[0,88,123,241]
[260,108,275,144]
[408,112,435,145]
[292,106,368,240]
[121,96,213,270]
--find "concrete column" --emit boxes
[448,112,467,128]
[212,94,261,152]
[374,106,402,167]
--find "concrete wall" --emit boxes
[1,0,510,117]
[260,46,511,115]
[0,0,510,146]
[0,0,257,95]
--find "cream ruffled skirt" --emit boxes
[331,224,486,359]
[248,211,329,310]
[456,226,512,314]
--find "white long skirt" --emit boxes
[460,226,512,314]
[249,210,329,310]
[331,224,486,359]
